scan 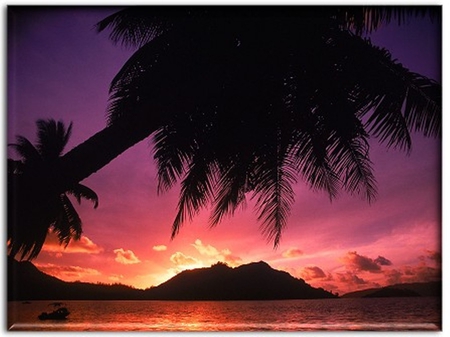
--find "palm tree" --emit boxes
[8,119,99,260]
[95,6,441,245]
[8,6,441,259]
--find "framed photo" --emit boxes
[7,6,442,331]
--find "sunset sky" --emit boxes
[7,6,442,295]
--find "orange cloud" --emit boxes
[170,252,199,266]
[191,239,242,267]
[35,262,101,282]
[223,254,243,267]
[113,248,141,265]
[108,274,124,283]
[153,245,167,252]
[42,232,103,255]
[282,248,303,258]
[192,239,219,256]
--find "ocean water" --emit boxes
[8,297,441,331]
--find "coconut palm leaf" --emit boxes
[208,156,250,227]
[334,6,440,35]
[8,119,99,260]
[8,136,41,164]
[252,145,298,247]
[95,7,182,48]
[171,154,217,238]
[67,183,99,209]
[36,119,73,160]
[74,6,443,247]
[53,194,83,247]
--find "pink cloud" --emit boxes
[401,265,441,283]
[384,269,403,285]
[282,248,304,258]
[335,271,368,285]
[300,266,327,280]
[113,248,141,265]
[374,256,392,266]
[340,251,383,273]
[424,250,441,264]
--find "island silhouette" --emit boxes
[7,257,440,301]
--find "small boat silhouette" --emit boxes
[38,303,70,320]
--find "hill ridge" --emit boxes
[8,258,336,301]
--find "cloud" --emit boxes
[108,274,124,283]
[113,248,141,265]
[300,266,327,280]
[341,251,384,273]
[282,248,304,258]
[170,252,200,266]
[223,254,243,267]
[191,239,242,267]
[192,239,220,256]
[424,250,441,264]
[153,245,167,252]
[374,256,392,266]
[335,271,368,285]
[42,232,103,255]
[402,265,441,283]
[35,263,101,282]
[384,269,403,284]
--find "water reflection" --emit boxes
[8,298,441,331]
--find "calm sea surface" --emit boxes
[8,297,441,331]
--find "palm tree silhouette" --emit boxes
[8,6,441,259]
[8,119,99,260]
[95,6,441,245]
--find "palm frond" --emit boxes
[95,7,181,48]
[36,119,72,160]
[7,221,49,261]
[8,159,24,174]
[8,119,98,260]
[171,157,217,239]
[292,130,341,200]
[9,136,41,164]
[153,123,194,194]
[252,149,297,248]
[324,30,440,152]
[208,157,249,226]
[67,183,99,209]
[53,195,83,247]
[403,74,441,138]
[328,133,377,202]
[334,6,440,35]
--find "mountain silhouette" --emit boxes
[341,281,441,298]
[10,258,438,301]
[8,258,335,301]
[143,261,337,300]
[7,257,143,301]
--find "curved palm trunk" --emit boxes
[55,115,158,190]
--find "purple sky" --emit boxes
[6,7,442,293]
